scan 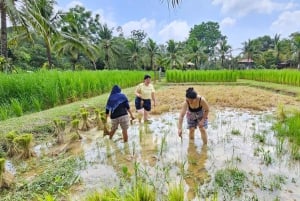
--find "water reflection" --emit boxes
[71,108,300,201]
[185,142,208,199]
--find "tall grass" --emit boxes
[238,69,300,87]
[166,70,237,83]
[0,70,149,120]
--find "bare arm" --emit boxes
[200,96,209,119]
[135,84,141,98]
[199,96,209,127]
[178,101,188,137]
[151,92,156,106]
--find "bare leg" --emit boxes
[122,129,128,142]
[144,110,149,121]
[189,127,195,140]
[199,127,207,145]
[137,109,143,123]
[109,129,116,140]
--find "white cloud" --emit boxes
[220,17,236,28]
[93,8,117,28]
[212,0,296,17]
[158,20,190,43]
[270,10,300,37]
[122,18,156,38]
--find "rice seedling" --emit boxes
[31,96,42,112]
[5,131,18,157]
[53,119,66,144]
[0,104,8,120]
[275,137,284,155]
[0,157,14,189]
[253,133,266,144]
[81,111,91,131]
[231,129,241,135]
[10,98,23,117]
[13,133,35,159]
[70,119,82,141]
[125,181,156,201]
[214,167,247,198]
[290,144,300,160]
[167,183,184,201]
[84,189,122,201]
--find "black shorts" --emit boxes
[135,97,151,111]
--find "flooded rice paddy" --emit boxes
[67,108,300,201]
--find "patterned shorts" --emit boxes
[186,110,208,129]
[111,115,129,131]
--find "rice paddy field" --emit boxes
[1,70,300,201]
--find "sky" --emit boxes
[55,0,300,55]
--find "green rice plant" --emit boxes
[10,98,23,117]
[253,133,266,144]
[53,119,66,144]
[262,149,272,166]
[36,192,56,201]
[159,133,167,157]
[231,129,241,135]
[167,183,184,201]
[0,104,8,120]
[291,144,300,160]
[215,167,246,198]
[84,189,122,201]
[13,133,35,159]
[31,96,42,112]
[125,181,156,201]
[81,111,90,131]
[275,137,284,155]
[5,131,18,157]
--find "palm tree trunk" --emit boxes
[46,45,53,69]
[0,1,8,59]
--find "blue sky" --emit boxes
[56,0,300,54]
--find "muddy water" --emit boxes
[70,108,300,201]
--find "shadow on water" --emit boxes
[68,108,300,201]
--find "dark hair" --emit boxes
[186,87,197,99]
[144,74,151,80]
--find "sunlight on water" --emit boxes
[69,108,300,200]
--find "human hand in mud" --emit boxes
[178,128,182,138]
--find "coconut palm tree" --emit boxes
[273,33,282,65]
[98,24,120,69]
[217,37,231,67]
[126,38,141,70]
[0,0,25,62]
[145,38,160,80]
[20,0,57,68]
[165,39,183,69]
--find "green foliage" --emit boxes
[166,70,237,82]
[215,167,247,197]
[0,70,148,120]
[167,183,184,201]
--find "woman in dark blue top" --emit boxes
[106,85,134,142]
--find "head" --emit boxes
[186,87,197,103]
[144,74,151,84]
[111,85,121,94]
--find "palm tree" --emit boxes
[126,38,141,70]
[0,0,24,59]
[217,37,231,67]
[187,38,207,69]
[165,39,183,69]
[145,38,160,80]
[273,34,282,65]
[21,0,57,68]
[98,24,120,69]
[290,32,300,68]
